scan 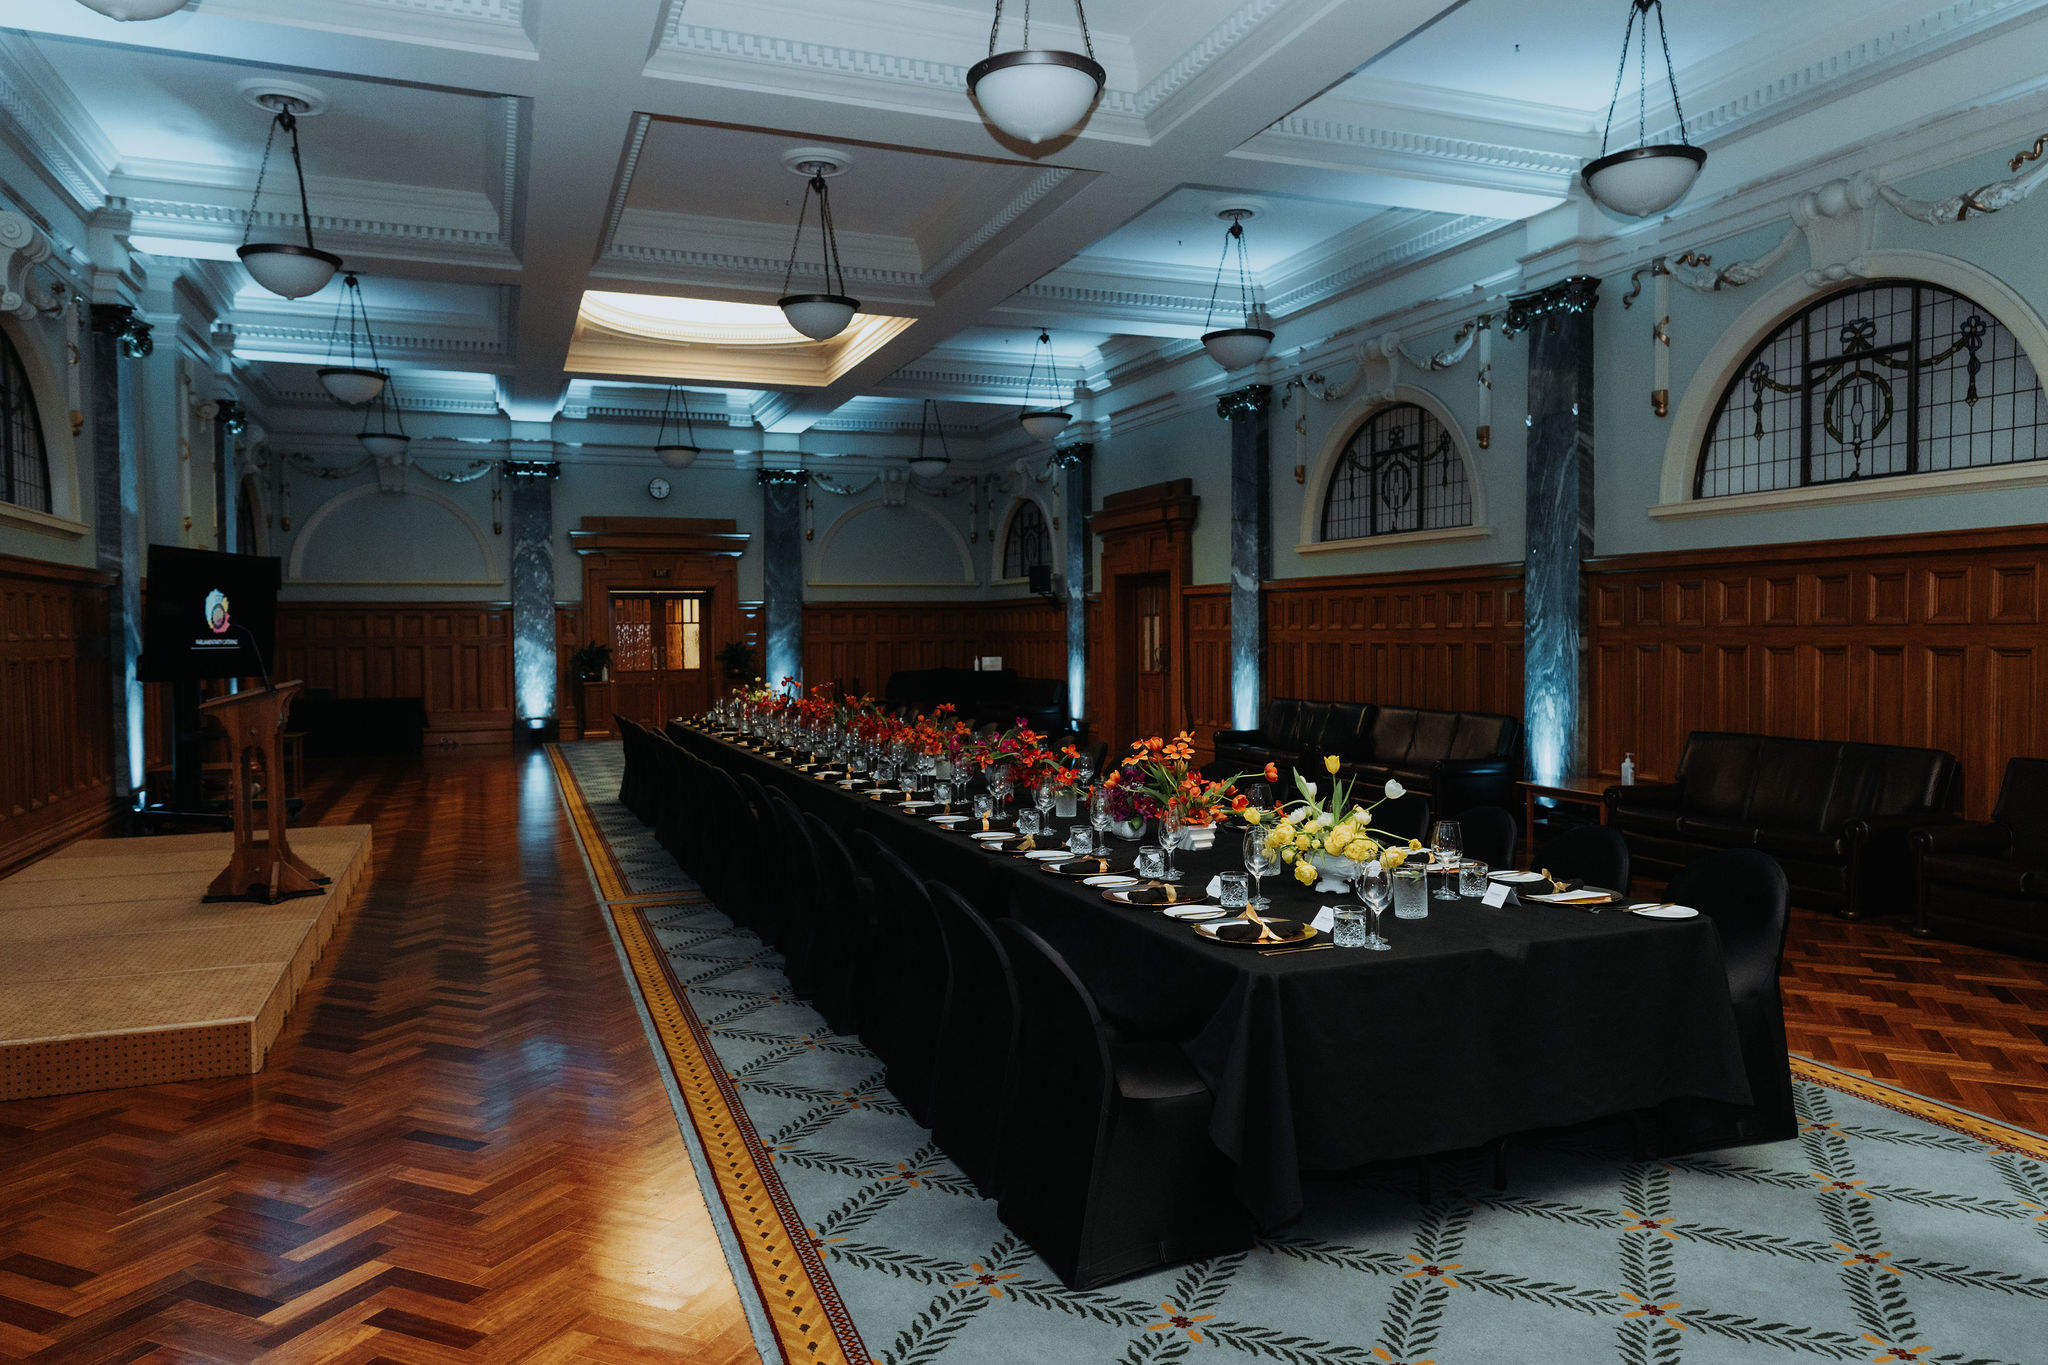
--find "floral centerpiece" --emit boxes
[1101,733,1252,828]
[1253,757,1421,891]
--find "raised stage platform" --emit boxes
[0,825,372,1102]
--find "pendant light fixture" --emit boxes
[1200,204,1273,371]
[777,149,860,342]
[968,0,1105,145]
[238,92,342,299]
[909,398,953,478]
[1582,0,1707,218]
[73,0,190,17]
[359,374,411,463]
[654,385,700,469]
[317,272,387,406]
[1018,329,1073,441]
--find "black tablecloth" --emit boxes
[672,725,1753,1228]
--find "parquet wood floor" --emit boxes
[1781,906,2048,1138]
[0,751,759,1364]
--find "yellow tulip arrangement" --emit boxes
[1260,764,1420,886]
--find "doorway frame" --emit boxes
[1090,479,1198,752]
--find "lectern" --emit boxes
[200,681,330,903]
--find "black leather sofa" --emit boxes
[1605,731,1958,920]
[884,667,1069,733]
[1213,698,1522,816]
[1911,757,2048,959]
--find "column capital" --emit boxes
[89,302,153,358]
[502,458,560,479]
[1216,384,1271,419]
[1499,276,1600,338]
[757,468,811,487]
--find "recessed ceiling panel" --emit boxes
[1074,187,1390,275]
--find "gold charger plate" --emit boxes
[1043,856,1131,878]
[1194,917,1317,947]
[1103,885,1211,908]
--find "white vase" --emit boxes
[1306,851,1357,894]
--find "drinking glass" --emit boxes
[1136,845,1166,880]
[1067,824,1094,856]
[1159,811,1184,882]
[971,793,995,824]
[1393,864,1428,919]
[1017,810,1041,837]
[875,759,896,788]
[1431,820,1463,900]
[1352,857,1393,950]
[1459,859,1490,897]
[934,780,954,811]
[1090,788,1114,856]
[1217,873,1249,911]
[1242,829,1278,913]
[1053,782,1079,819]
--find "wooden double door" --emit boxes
[607,590,713,725]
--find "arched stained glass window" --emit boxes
[1319,402,1472,541]
[1,328,52,514]
[1002,499,1050,579]
[1696,281,2047,497]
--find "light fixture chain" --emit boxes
[1071,0,1095,60]
[1654,0,1691,143]
[780,179,814,295]
[282,111,319,253]
[243,115,282,248]
[353,276,385,373]
[816,175,846,297]
[324,281,350,366]
[1236,222,1256,323]
[988,0,1003,55]
[1637,7,1648,145]
[1203,225,1233,330]
[1598,0,1645,158]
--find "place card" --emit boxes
[1481,882,1518,908]
[1310,906,1336,933]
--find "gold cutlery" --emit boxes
[1260,942,1334,957]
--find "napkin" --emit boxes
[1310,906,1337,933]
[1538,889,1610,904]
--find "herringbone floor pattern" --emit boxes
[0,752,758,1363]
[1782,908,2048,1138]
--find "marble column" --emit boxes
[1504,276,1598,785]
[1059,444,1091,732]
[88,303,152,798]
[505,459,559,729]
[1219,384,1271,732]
[759,469,808,691]
[214,399,244,551]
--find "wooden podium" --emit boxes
[200,680,330,903]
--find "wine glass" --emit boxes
[1159,809,1184,883]
[1034,781,1057,820]
[1090,786,1114,856]
[1431,820,1462,900]
[1352,856,1392,950]
[1074,753,1096,789]
[1242,828,1278,914]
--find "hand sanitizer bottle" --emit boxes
[1620,752,1636,786]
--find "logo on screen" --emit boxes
[204,589,231,635]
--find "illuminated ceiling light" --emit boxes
[73,0,189,17]
[237,89,342,299]
[655,385,700,469]
[1582,0,1708,218]
[777,148,860,342]
[968,0,1105,145]
[1201,203,1273,371]
[909,398,953,478]
[1018,329,1073,441]
[359,374,411,469]
[316,271,386,406]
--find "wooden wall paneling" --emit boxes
[1182,586,1230,765]
[554,604,586,738]
[273,604,513,744]
[799,599,1069,714]
[1583,526,2048,819]
[0,555,117,873]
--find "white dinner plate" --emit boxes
[899,800,936,809]
[1083,874,1139,887]
[969,830,1013,842]
[1627,903,1701,919]
[928,814,969,825]
[1489,870,1547,884]
[1024,850,1068,861]
[1163,904,1228,921]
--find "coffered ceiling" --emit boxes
[3,0,2045,452]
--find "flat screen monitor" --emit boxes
[137,545,281,683]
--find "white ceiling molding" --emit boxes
[922,166,1074,283]
[0,36,113,214]
[600,207,930,298]
[202,0,537,58]
[1266,214,1506,317]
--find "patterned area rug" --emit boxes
[550,741,2048,1365]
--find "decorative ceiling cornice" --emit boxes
[0,37,112,214]
[234,322,506,360]
[1266,214,1503,316]
[923,167,1072,282]
[1256,116,1582,179]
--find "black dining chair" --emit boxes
[926,883,1019,1199]
[1656,847,1798,1150]
[993,919,1253,1290]
[800,812,869,1037]
[1374,791,1433,843]
[856,833,949,1126]
[652,734,691,859]
[764,790,822,994]
[1456,805,1518,872]
[733,774,779,938]
[1535,823,1632,896]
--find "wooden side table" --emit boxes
[1517,776,1615,868]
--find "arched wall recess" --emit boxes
[0,312,84,535]
[1655,248,2048,516]
[287,482,499,585]
[993,493,1057,584]
[1296,383,1489,554]
[809,497,977,588]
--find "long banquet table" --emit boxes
[671,723,1754,1228]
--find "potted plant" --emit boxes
[717,640,756,681]
[569,640,611,682]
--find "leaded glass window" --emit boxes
[1319,402,1472,541]
[1,329,51,514]
[1001,499,1050,579]
[1696,281,2046,497]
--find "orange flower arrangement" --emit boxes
[1101,731,1248,826]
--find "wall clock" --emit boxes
[648,476,671,500]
